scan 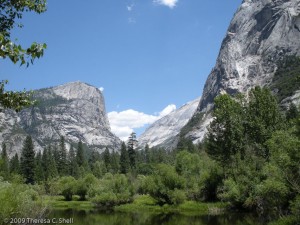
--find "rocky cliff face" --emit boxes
[137,98,199,150]
[188,0,300,143]
[0,82,121,156]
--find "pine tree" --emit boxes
[20,136,36,184]
[103,148,111,172]
[119,142,130,174]
[48,148,58,179]
[52,143,59,168]
[286,103,299,121]
[34,151,45,183]
[127,132,137,170]
[88,150,101,171]
[145,144,150,163]
[68,146,79,178]
[42,146,58,180]
[42,147,49,178]
[76,140,85,167]
[92,161,106,178]
[57,136,68,175]
[0,143,9,179]
[10,153,20,175]
[110,150,119,174]
[76,141,90,176]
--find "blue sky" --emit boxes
[1,0,242,140]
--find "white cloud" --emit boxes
[127,4,134,11]
[110,125,134,141]
[108,104,176,141]
[98,87,104,92]
[154,0,178,8]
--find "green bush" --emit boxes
[142,164,186,205]
[75,174,98,200]
[90,173,133,207]
[91,192,118,207]
[169,189,186,205]
[218,178,245,207]
[268,216,297,225]
[75,179,88,201]
[254,178,289,215]
[55,176,76,201]
[290,195,300,224]
[0,179,46,223]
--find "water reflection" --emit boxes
[48,209,266,225]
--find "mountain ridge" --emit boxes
[0,81,121,157]
[137,98,200,150]
[186,0,300,143]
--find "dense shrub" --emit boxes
[0,178,46,223]
[142,164,186,205]
[91,173,133,207]
[74,174,98,200]
[51,176,76,201]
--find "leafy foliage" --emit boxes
[0,80,35,112]
[270,55,300,102]
[0,0,47,66]
[75,174,98,201]
[0,85,298,225]
[246,87,284,158]
[91,173,133,207]
[55,176,77,201]
[0,0,47,111]
[0,178,46,223]
[206,94,245,169]
[142,164,186,205]
[204,86,300,223]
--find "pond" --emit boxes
[48,209,267,225]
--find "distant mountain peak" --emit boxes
[137,97,200,150]
[0,82,121,157]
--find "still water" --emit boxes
[48,209,267,225]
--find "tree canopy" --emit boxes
[0,0,47,112]
[0,0,47,66]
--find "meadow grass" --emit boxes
[115,195,228,216]
[43,195,94,210]
[44,194,228,215]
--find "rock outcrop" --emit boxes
[137,98,199,150]
[0,82,121,156]
[188,0,300,143]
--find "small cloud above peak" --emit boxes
[154,0,178,9]
[99,87,104,92]
[127,4,134,11]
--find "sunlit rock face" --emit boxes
[188,0,300,143]
[137,98,200,150]
[0,82,121,157]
